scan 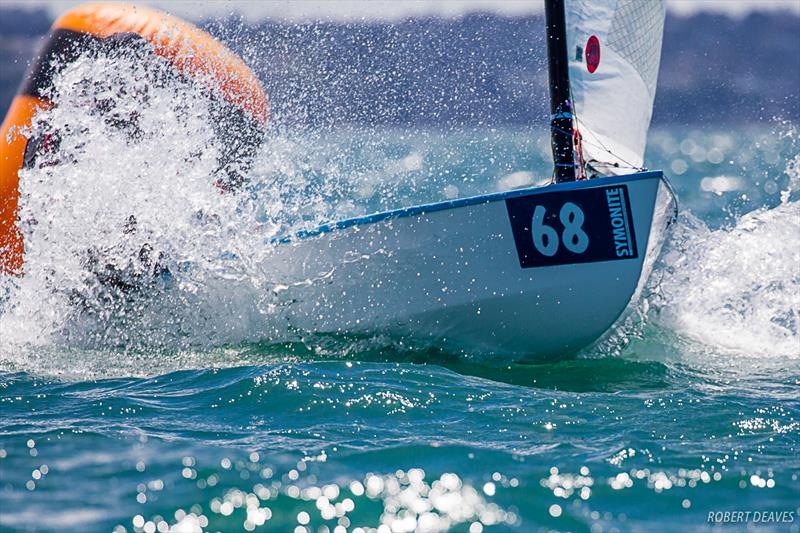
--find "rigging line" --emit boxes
[549,123,645,171]
[565,80,643,171]
[571,116,642,170]
[549,124,644,171]
[576,123,642,171]
[566,81,587,177]
[585,160,644,171]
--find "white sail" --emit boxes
[566,0,665,174]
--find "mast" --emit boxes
[544,0,576,182]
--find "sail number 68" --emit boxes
[531,202,589,256]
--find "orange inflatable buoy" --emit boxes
[0,3,268,275]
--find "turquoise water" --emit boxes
[1,103,799,532]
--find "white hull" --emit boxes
[265,171,676,359]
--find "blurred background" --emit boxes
[1,0,798,129]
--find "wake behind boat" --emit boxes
[265,0,677,358]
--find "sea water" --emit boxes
[0,50,798,533]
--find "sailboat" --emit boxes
[267,0,678,359]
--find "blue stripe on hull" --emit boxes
[272,170,664,244]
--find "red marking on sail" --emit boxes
[586,35,601,73]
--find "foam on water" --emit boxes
[642,144,800,360]
[655,196,799,358]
